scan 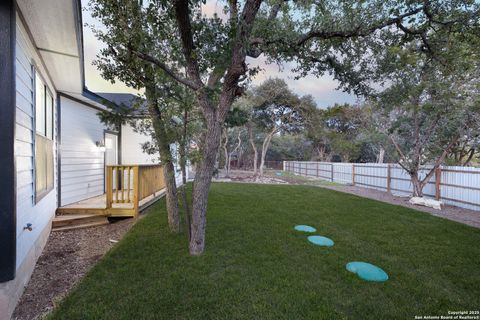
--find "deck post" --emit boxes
[132,166,140,216]
[106,166,113,209]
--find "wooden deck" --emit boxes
[57,164,166,218]
[57,189,166,216]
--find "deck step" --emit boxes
[52,213,109,231]
[56,207,107,215]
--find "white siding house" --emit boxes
[0,1,165,319]
[60,97,110,206]
[121,123,158,165]
[14,10,58,273]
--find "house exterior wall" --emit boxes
[1,11,58,320]
[121,122,158,165]
[60,96,110,206]
[15,11,58,272]
[121,122,184,183]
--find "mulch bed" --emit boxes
[13,217,136,320]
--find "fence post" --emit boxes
[352,164,355,186]
[316,162,319,177]
[435,167,442,200]
[305,162,308,176]
[331,163,334,182]
[387,164,391,193]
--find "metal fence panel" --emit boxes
[284,161,480,211]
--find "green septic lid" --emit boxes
[307,235,334,247]
[346,262,389,282]
[294,225,316,232]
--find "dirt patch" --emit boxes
[223,169,480,229]
[13,217,136,320]
[214,170,287,184]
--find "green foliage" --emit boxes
[268,134,313,161]
[372,30,480,173]
[89,0,480,166]
[251,78,305,134]
[225,107,249,128]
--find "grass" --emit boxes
[50,183,480,319]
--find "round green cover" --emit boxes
[307,235,334,247]
[294,225,316,232]
[346,262,389,282]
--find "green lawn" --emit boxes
[50,183,480,319]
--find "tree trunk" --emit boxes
[259,131,275,176]
[377,146,385,163]
[410,173,424,197]
[248,125,258,175]
[316,145,326,161]
[189,109,222,255]
[179,108,191,241]
[161,157,181,232]
[462,148,475,166]
[222,128,229,176]
[146,88,180,233]
[228,130,242,174]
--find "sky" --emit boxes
[81,1,357,109]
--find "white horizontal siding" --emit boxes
[15,14,57,270]
[121,122,158,165]
[60,97,108,206]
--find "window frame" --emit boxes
[33,67,54,203]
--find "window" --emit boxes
[34,71,54,202]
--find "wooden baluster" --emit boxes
[106,166,112,209]
[127,166,131,202]
[121,166,125,203]
[133,166,139,215]
[115,167,119,203]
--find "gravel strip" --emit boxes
[13,217,136,320]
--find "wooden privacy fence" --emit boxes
[284,161,480,211]
[106,164,165,216]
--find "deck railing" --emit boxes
[106,164,165,216]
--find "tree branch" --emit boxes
[390,135,411,173]
[128,47,201,90]
[296,7,424,46]
[174,0,205,89]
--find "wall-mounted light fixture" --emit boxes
[96,140,106,152]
